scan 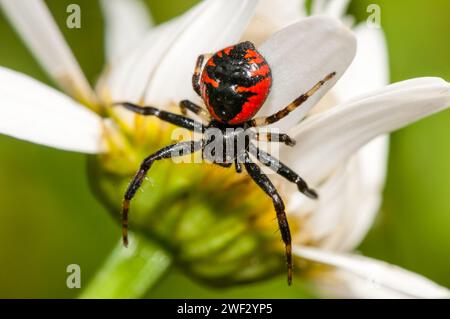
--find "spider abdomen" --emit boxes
[200,41,272,125]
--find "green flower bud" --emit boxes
[87,118,293,286]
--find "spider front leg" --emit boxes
[122,141,203,246]
[247,72,336,127]
[249,143,318,199]
[192,53,212,96]
[179,100,210,122]
[242,153,293,285]
[115,102,205,132]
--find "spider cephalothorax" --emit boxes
[116,41,335,285]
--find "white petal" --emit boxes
[310,0,326,15]
[334,135,389,250]
[144,0,259,106]
[257,16,356,130]
[0,0,96,104]
[284,77,450,185]
[322,0,351,18]
[304,23,388,116]
[332,23,389,102]
[297,158,357,243]
[100,0,153,62]
[242,0,305,45]
[294,246,450,298]
[102,0,258,107]
[338,76,444,106]
[305,135,389,250]
[99,15,191,104]
[0,67,104,153]
[310,0,352,23]
[256,0,305,25]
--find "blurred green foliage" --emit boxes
[0,0,448,298]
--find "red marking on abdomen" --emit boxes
[251,64,270,77]
[201,72,218,88]
[229,76,272,124]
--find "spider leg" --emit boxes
[179,99,211,122]
[192,53,212,96]
[115,102,205,132]
[249,143,318,199]
[247,72,336,127]
[243,152,293,285]
[252,131,296,146]
[122,141,202,247]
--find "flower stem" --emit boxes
[79,233,171,299]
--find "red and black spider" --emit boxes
[117,41,335,285]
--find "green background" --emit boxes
[0,0,448,298]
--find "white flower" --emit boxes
[0,0,449,298]
[245,0,450,298]
[0,0,258,152]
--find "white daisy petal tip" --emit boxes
[0,67,105,154]
[294,246,450,299]
[257,15,357,130]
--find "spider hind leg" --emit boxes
[243,153,293,285]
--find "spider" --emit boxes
[116,41,335,285]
